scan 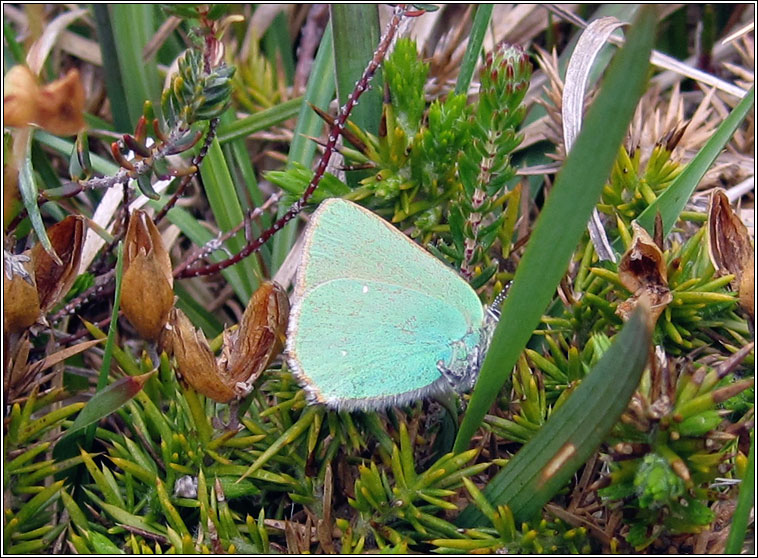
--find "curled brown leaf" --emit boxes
[616,221,672,325]
[3,65,85,135]
[3,252,41,333]
[707,188,754,320]
[224,281,289,389]
[31,215,86,312]
[164,307,237,403]
[163,282,289,403]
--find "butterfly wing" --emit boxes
[287,199,485,410]
[289,278,479,410]
[295,199,483,324]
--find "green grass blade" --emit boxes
[288,24,336,172]
[3,21,25,64]
[97,241,124,392]
[271,22,336,273]
[4,480,65,542]
[217,109,269,263]
[216,97,304,144]
[455,4,493,95]
[77,240,124,452]
[330,5,382,137]
[18,130,56,262]
[724,430,754,554]
[263,10,295,85]
[53,372,155,463]
[454,6,658,453]
[99,502,167,536]
[92,5,131,132]
[198,139,260,299]
[636,86,754,236]
[166,206,252,302]
[457,306,652,526]
[35,131,119,176]
[104,5,161,127]
[173,282,223,338]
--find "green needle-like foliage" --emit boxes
[3,5,753,555]
[162,48,236,129]
[267,36,531,291]
[597,352,753,550]
[348,422,488,544]
[429,478,592,554]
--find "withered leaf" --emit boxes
[225,281,289,388]
[3,65,39,128]
[164,307,237,403]
[164,282,289,403]
[31,215,86,312]
[3,251,41,333]
[708,188,754,320]
[3,65,85,135]
[616,222,672,324]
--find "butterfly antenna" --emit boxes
[486,283,510,321]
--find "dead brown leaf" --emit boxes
[616,221,673,325]
[708,188,754,320]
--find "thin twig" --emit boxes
[178,4,422,279]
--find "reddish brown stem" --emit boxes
[154,118,219,225]
[177,4,420,279]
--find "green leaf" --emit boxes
[271,21,336,273]
[106,5,162,126]
[88,531,125,554]
[92,5,132,132]
[136,173,161,200]
[5,480,64,538]
[457,305,652,526]
[216,97,304,144]
[454,6,657,453]
[174,282,223,338]
[53,372,154,462]
[330,5,383,138]
[725,431,755,554]
[99,502,167,537]
[198,138,260,298]
[636,86,754,236]
[19,130,59,264]
[455,4,493,95]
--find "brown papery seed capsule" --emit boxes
[121,210,174,341]
[31,215,86,312]
[224,281,290,391]
[165,307,236,403]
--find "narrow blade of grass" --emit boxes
[216,97,303,144]
[105,4,161,126]
[173,282,223,338]
[53,372,155,463]
[92,4,131,132]
[18,129,57,263]
[724,431,755,554]
[636,86,754,236]
[454,4,493,95]
[330,5,382,137]
[457,305,652,526]
[454,6,658,453]
[271,22,336,273]
[199,139,260,299]
[166,206,252,302]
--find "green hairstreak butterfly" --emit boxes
[286,198,498,411]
